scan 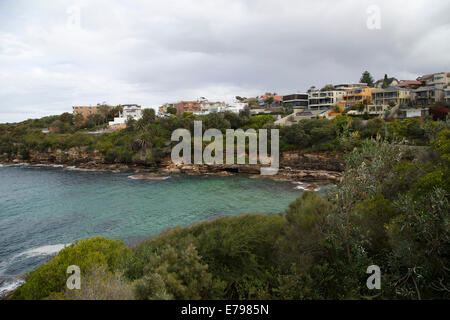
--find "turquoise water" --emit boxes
[0,164,327,294]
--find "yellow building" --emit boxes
[338,88,375,111]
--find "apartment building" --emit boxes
[308,90,345,110]
[175,101,201,115]
[414,86,445,107]
[338,87,375,110]
[72,105,114,118]
[371,87,413,107]
[282,93,308,109]
[417,72,450,88]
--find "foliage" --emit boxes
[12,237,131,300]
[360,70,375,87]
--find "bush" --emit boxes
[12,237,130,300]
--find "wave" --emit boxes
[0,277,25,298]
[0,243,70,277]
[292,181,320,192]
[31,164,64,168]
[6,163,30,167]
[128,174,170,180]
[15,244,70,259]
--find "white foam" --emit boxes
[16,244,70,259]
[128,175,170,180]
[32,164,64,168]
[11,163,30,167]
[0,278,25,297]
[0,243,71,276]
[294,185,320,192]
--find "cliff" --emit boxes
[1,149,344,183]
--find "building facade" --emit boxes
[308,90,345,110]
[282,93,309,109]
[371,87,413,107]
[414,86,445,107]
[338,87,375,110]
[108,105,142,126]
[445,88,450,104]
[417,72,450,88]
[175,101,201,115]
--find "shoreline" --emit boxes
[1,160,342,185]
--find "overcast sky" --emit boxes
[0,0,449,122]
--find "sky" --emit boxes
[0,0,449,123]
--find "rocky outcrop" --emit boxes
[157,151,343,183]
[2,149,344,183]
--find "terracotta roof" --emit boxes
[262,95,283,101]
[397,80,422,86]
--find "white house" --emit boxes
[226,102,247,113]
[109,104,142,126]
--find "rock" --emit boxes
[128,173,169,180]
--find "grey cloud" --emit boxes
[0,0,449,122]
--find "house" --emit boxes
[308,90,345,110]
[108,104,142,126]
[371,87,413,107]
[72,104,114,118]
[258,94,283,108]
[226,102,248,113]
[338,87,375,110]
[282,93,308,109]
[396,80,423,89]
[414,86,445,107]
[396,108,429,119]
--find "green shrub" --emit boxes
[12,237,130,300]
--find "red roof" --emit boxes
[262,95,282,101]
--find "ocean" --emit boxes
[0,164,329,297]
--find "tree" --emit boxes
[321,84,335,91]
[167,106,177,115]
[265,96,274,106]
[142,108,156,123]
[360,71,374,87]
[382,74,390,88]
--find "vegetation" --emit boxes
[360,70,375,87]
[12,237,131,300]
[1,109,447,167]
[11,128,449,300]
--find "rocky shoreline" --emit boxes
[1,148,344,184]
